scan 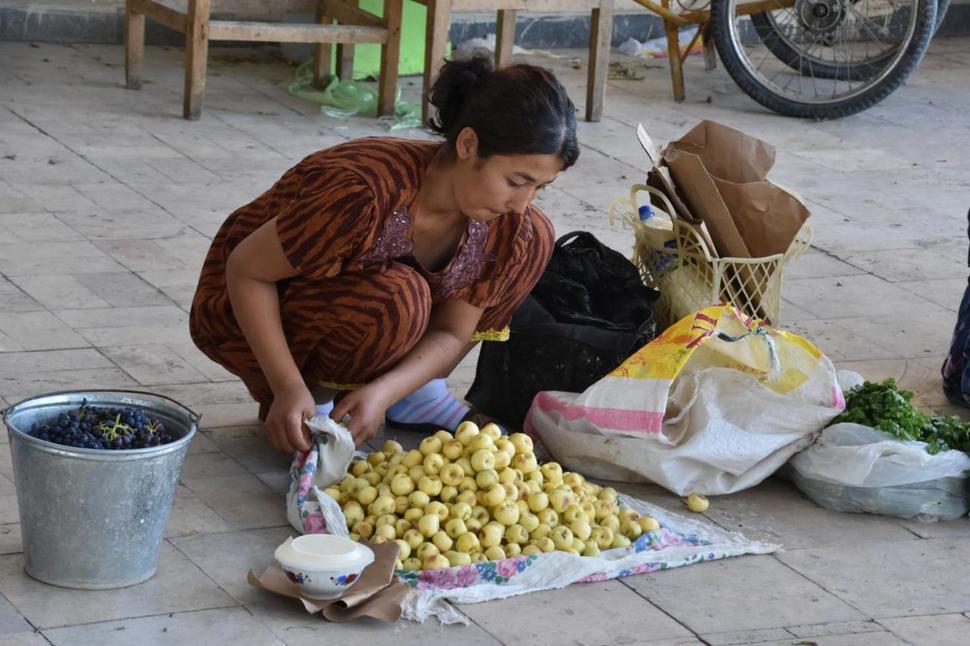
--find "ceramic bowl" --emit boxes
[274,535,374,600]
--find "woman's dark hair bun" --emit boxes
[428,54,494,136]
[427,53,579,169]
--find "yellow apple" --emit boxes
[590,526,614,549]
[432,530,453,552]
[382,440,404,455]
[442,439,464,461]
[475,469,500,490]
[551,526,574,551]
[403,508,423,523]
[455,421,480,446]
[509,433,533,455]
[444,550,472,567]
[493,501,520,526]
[439,485,459,503]
[478,521,504,548]
[375,523,396,541]
[505,524,529,545]
[519,511,540,533]
[471,449,495,472]
[408,490,430,509]
[425,501,449,522]
[455,532,481,554]
[356,486,378,506]
[686,493,710,513]
[401,529,424,550]
[352,521,374,538]
[417,475,443,497]
[439,464,464,487]
[638,516,661,533]
[419,436,442,456]
[417,513,440,538]
[422,453,445,475]
[620,519,643,540]
[433,430,454,444]
[393,538,411,560]
[444,518,468,540]
[482,484,507,507]
[570,518,592,541]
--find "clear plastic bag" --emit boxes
[790,423,970,521]
[287,61,421,131]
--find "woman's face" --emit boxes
[452,128,565,222]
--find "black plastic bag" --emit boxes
[467,231,659,430]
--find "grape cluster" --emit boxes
[29,401,174,450]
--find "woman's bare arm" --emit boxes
[226,218,315,452]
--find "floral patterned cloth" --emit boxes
[290,470,779,625]
[286,417,355,538]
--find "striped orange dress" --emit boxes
[190,137,555,412]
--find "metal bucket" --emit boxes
[2,390,199,589]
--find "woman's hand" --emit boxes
[331,382,393,447]
[264,382,316,453]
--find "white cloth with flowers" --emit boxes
[286,434,779,627]
[286,416,357,538]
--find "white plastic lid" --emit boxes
[274,535,374,571]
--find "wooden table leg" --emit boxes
[423,0,452,124]
[496,9,517,69]
[662,0,685,102]
[125,0,145,90]
[183,0,210,120]
[377,0,403,117]
[586,0,613,122]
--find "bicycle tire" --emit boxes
[711,0,937,119]
[750,0,949,80]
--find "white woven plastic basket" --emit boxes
[610,184,812,330]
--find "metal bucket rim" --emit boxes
[2,389,200,461]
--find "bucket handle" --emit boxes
[1,390,202,426]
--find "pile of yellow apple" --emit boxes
[324,422,662,571]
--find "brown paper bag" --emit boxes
[664,120,810,258]
[664,147,751,260]
[247,540,411,623]
[714,180,810,257]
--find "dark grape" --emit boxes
[28,401,175,451]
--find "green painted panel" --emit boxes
[327,0,430,79]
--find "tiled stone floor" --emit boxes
[0,35,968,645]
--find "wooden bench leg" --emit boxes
[184,0,210,120]
[496,9,517,69]
[702,20,717,71]
[423,0,452,124]
[377,0,403,117]
[662,0,685,102]
[313,1,334,88]
[586,0,613,122]
[336,44,356,81]
[125,0,145,90]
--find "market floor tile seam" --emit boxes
[617,579,705,643]
[33,598,243,634]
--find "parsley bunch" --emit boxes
[833,379,970,455]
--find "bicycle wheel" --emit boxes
[750,0,949,80]
[711,0,937,119]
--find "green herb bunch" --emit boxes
[833,379,970,455]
